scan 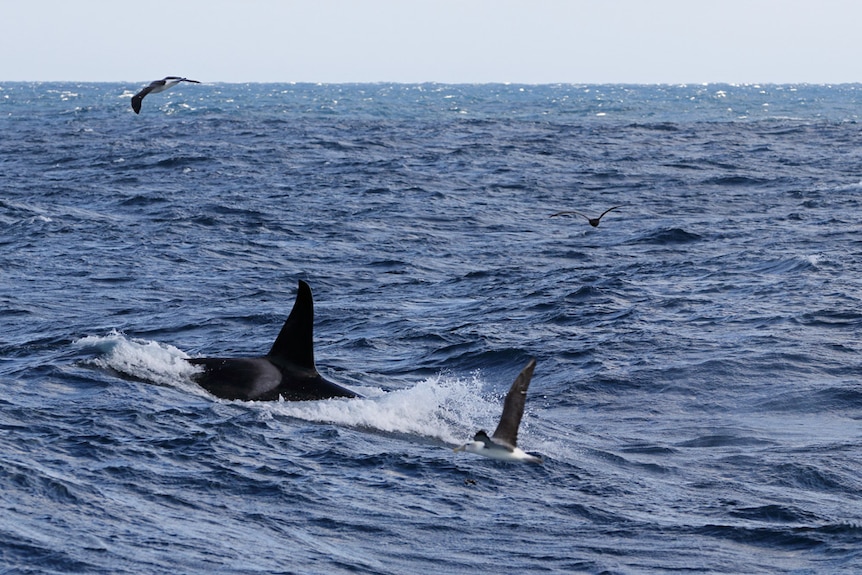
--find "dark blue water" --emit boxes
[1,82,861,574]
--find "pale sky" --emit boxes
[2,0,859,84]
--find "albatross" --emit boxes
[131,76,201,114]
[454,359,543,464]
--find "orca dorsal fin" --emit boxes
[268,280,316,369]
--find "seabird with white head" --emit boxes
[131,76,201,114]
[454,358,543,464]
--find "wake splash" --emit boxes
[74,332,502,445]
[74,331,202,391]
[266,374,501,445]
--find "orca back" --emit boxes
[187,280,360,401]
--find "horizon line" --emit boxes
[2,79,862,87]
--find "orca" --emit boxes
[187,280,360,401]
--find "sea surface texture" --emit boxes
[1,82,860,574]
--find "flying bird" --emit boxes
[131,76,201,114]
[454,359,543,464]
[550,205,622,227]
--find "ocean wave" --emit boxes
[632,227,703,244]
[2,82,861,573]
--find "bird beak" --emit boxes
[453,445,465,453]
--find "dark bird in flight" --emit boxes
[131,76,201,114]
[550,205,622,227]
[454,359,543,464]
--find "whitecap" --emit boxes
[74,331,201,390]
[267,372,500,445]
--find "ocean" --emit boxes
[0,82,860,574]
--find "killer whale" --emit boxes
[187,280,360,401]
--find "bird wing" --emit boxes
[550,211,589,221]
[162,76,201,84]
[473,430,494,447]
[598,205,623,219]
[491,358,536,447]
[130,85,156,114]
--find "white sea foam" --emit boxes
[805,253,825,267]
[74,331,201,389]
[75,332,503,445]
[268,372,501,445]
